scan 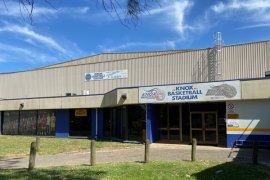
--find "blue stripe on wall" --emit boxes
[152,105,158,142]
[55,109,69,138]
[227,134,270,148]
[91,109,97,139]
[146,104,153,143]
[98,108,104,140]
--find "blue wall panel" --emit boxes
[146,104,153,143]
[98,108,104,140]
[146,104,158,143]
[91,109,97,139]
[55,110,69,138]
[152,105,158,142]
[227,134,270,148]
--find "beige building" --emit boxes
[0,40,270,147]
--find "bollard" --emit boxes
[144,139,150,163]
[28,142,37,171]
[91,140,96,166]
[191,138,197,162]
[252,141,258,164]
[36,137,40,152]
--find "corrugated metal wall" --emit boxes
[221,41,269,80]
[42,50,188,69]
[0,41,269,99]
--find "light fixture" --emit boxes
[19,103,24,110]
[121,93,127,100]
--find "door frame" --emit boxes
[190,111,218,145]
[158,104,182,141]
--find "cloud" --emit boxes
[210,0,270,28]
[0,42,58,63]
[0,1,91,22]
[0,22,86,65]
[168,1,194,35]
[0,0,198,41]
[59,7,90,14]
[145,0,194,39]
[0,23,69,55]
[0,1,56,18]
[79,0,196,40]
[208,0,270,31]
[0,55,8,62]
[97,0,211,52]
[211,0,270,13]
[236,23,270,30]
[98,40,177,52]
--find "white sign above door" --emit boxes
[139,80,241,103]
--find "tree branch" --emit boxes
[2,0,159,26]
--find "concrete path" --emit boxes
[1,144,270,169]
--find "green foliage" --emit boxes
[0,161,269,180]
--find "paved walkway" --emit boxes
[1,144,270,169]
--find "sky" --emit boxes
[0,0,270,72]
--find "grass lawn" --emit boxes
[0,161,269,180]
[0,135,142,157]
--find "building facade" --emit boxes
[0,40,270,147]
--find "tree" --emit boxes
[3,0,159,26]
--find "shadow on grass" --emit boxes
[192,161,270,180]
[135,161,145,164]
[0,157,25,169]
[0,167,106,180]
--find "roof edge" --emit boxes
[1,39,269,75]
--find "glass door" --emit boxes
[127,105,146,141]
[168,104,180,140]
[158,104,181,141]
[190,112,218,144]
[204,112,218,144]
[190,113,203,143]
[159,105,168,140]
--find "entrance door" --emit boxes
[103,107,125,139]
[69,109,91,137]
[190,112,218,144]
[159,104,181,141]
[127,105,146,141]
